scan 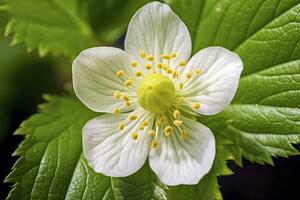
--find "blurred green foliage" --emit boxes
[0,12,60,142]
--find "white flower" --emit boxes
[72,1,243,186]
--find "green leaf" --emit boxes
[3,0,96,57]
[5,95,167,200]
[181,0,300,165]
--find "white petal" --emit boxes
[149,115,215,186]
[73,47,138,113]
[125,2,191,71]
[83,107,152,177]
[181,47,243,115]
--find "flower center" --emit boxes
[137,74,175,114]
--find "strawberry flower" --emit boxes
[73,1,243,186]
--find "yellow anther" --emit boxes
[161,54,170,59]
[179,60,186,67]
[167,68,173,74]
[178,60,186,67]
[124,79,133,86]
[135,70,142,77]
[128,114,138,121]
[112,108,120,115]
[192,103,200,109]
[151,140,158,149]
[160,116,167,123]
[130,61,138,68]
[172,71,178,79]
[125,101,131,107]
[180,130,188,140]
[139,125,145,130]
[173,110,180,118]
[123,93,130,101]
[170,52,177,58]
[155,121,161,126]
[164,126,173,136]
[146,55,154,62]
[145,63,152,70]
[179,82,184,90]
[118,122,125,131]
[131,132,138,140]
[186,72,192,79]
[174,120,183,127]
[179,96,185,103]
[116,70,125,77]
[157,63,163,69]
[195,68,201,75]
[152,70,157,74]
[148,130,155,136]
[141,121,149,126]
[114,90,121,99]
[140,50,146,59]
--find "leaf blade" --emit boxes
[4,0,96,57]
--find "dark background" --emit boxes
[0,11,299,200]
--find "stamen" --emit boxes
[128,114,138,121]
[131,132,138,140]
[124,79,133,86]
[146,55,154,62]
[164,126,173,136]
[180,130,188,140]
[141,121,149,127]
[179,82,184,90]
[112,108,120,115]
[116,70,124,77]
[161,54,170,59]
[140,50,146,59]
[167,68,173,74]
[118,122,125,130]
[195,68,201,75]
[173,110,180,118]
[139,125,145,130]
[114,90,121,99]
[179,96,185,103]
[151,140,158,149]
[123,93,130,101]
[145,64,152,70]
[130,61,138,68]
[172,71,178,79]
[135,70,142,77]
[125,101,131,107]
[148,130,155,136]
[155,121,161,126]
[186,72,192,79]
[170,52,177,58]
[160,116,166,123]
[157,63,163,69]
[173,120,183,127]
[162,66,167,72]
[192,103,200,109]
[179,60,186,67]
